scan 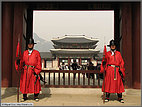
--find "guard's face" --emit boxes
[110,45,116,50]
[28,43,34,49]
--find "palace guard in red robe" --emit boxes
[100,39,125,103]
[15,38,42,102]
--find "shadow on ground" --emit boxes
[1,87,18,99]
[1,87,51,101]
[101,93,119,101]
[27,88,51,100]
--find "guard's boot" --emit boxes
[34,93,39,102]
[117,93,124,103]
[21,97,28,102]
[34,97,39,102]
[105,93,110,102]
[21,94,28,102]
[118,98,124,103]
[105,98,109,102]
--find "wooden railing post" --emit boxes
[88,73,90,85]
[49,72,50,85]
[68,73,70,85]
[53,72,55,85]
[73,73,75,85]
[58,72,60,85]
[78,73,80,85]
[41,70,101,88]
[98,75,100,87]
[93,74,95,86]
[44,71,45,86]
[63,72,65,85]
[83,72,85,86]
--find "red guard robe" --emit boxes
[100,50,125,93]
[15,50,42,94]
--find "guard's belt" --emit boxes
[107,64,119,68]
[25,65,35,68]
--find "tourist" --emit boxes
[87,62,95,79]
[59,62,66,79]
[71,59,78,78]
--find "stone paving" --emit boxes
[1,87,141,106]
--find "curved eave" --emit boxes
[53,44,59,49]
[52,40,99,45]
[50,49,100,54]
[90,45,97,49]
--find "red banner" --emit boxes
[16,42,22,58]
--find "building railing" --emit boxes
[41,70,103,88]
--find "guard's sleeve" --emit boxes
[34,52,42,75]
[119,53,125,78]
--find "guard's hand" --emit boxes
[23,62,25,66]
[16,59,20,65]
[34,72,37,75]
[102,61,106,66]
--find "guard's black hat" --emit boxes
[107,39,116,47]
[27,37,37,44]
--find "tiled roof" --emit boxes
[52,35,99,44]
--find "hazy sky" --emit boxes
[33,11,114,52]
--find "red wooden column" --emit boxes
[41,59,45,69]
[12,3,24,86]
[132,3,140,89]
[44,59,46,68]
[90,57,92,62]
[58,57,59,67]
[52,59,53,68]
[79,57,81,65]
[68,57,70,66]
[121,3,133,88]
[2,3,14,87]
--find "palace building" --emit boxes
[41,35,100,70]
[51,35,99,66]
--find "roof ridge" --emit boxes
[52,35,99,41]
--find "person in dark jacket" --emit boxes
[71,59,78,78]
[87,62,95,79]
